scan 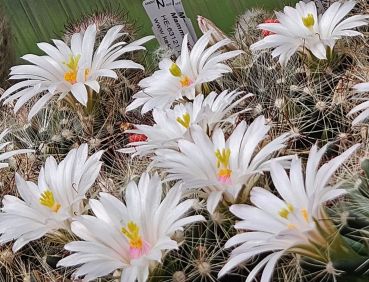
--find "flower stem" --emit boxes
[86,87,96,115]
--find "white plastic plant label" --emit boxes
[143,0,197,56]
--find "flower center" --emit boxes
[302,13,315,29]
[279,204,311,225]
[39,190,61,213]
[215,148,232,184]
[63,54,90,84]
[278,203,294,219]
[180,76,192,87]
[169,63,192,88]
[122,221,149,259]
[176,113,191,128]
[64,70,77,84]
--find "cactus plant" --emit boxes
[221,8,368,156]
[2,1,369,282]
[63,8,137,45]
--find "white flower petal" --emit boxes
[71,83,88,106]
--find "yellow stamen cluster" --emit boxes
[218,168,232,178]
[176,113,191,128]
[64,70,77,84]
[215,148,231,169]
[301,208,309,222]
[39,190,61,213]
[169,63,192,88]
[279,204,310,226]
[278,204,294,219]
[179,76,192,87]
[215,148,232,180]
[84,68,90,80]
[122,221,143,249]
[65,54,81,70]
[63,54,90,84]
[169,63,182,77]
[302,13,315,29]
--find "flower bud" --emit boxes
[261,18,279,37]
[128,134,147,143]
[197,15,238,51]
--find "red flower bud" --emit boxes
[128,134,147,143]
[261,19,279,37]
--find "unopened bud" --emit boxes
[197,15,238,50]
[261,18,279,37]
